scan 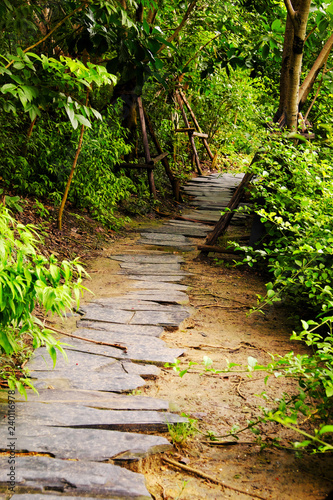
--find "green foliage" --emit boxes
[0,206,87,395]
[0,51,115,124]
[189,69,274,158]
[216,135,333,452]
[236,137,333,314]
[166,349,333,452]
[0,102,142,229]
[167,414,198,445]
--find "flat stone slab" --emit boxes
[137,238,195,251]
[183,210,221,222]
[0,456,152,498]
[6,389,169,411]
[64,335,184,365]
[147,225,208,238]
[79,305,135,324]
[130,281,188,291]
[0,402,187,431]
[76,321,164,337]
[125,291,189,304]
[110,254,184,264]
[0,425,171,462]
[138,232,191,243]
[28,348,120,372]
[119,262,182,273]
[80,303,190,327]
[126,274,187,282]
[30,368,146,393]
[92,298,189,311]
[131,309,189,326]
[28,349,160,379]
[167,219,212,228]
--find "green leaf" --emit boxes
[261,43,270,59]
[0,331,14,354]
[75,114,91,128]
[46,344,57,368]
[318,425,333,435]
[1,83,17,94]
[143,19,150,34]
[325,386,333,397]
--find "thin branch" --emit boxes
[303,62,326,124]
[156,0,198,54]
[181,32,221,72]
[57,89,89,230]
[304,25,316,42]
[6,2,89,69]
[45,324,128,352]
[162,457,268,500]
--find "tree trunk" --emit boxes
[283,0,312,131]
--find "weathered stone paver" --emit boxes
[31,368,146,392]
[111,254,184,263]
[77,320,164,336]
[1,173,245,498]
[0,457,152,499]
[0,425,171,461]
[80,302,190,328]
[0,402,186,431]
[8,389,169,410]
[63,334,184,364]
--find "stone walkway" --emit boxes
[0,173,245,499]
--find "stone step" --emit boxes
[0,425,171,462]
[0,456,152,499]
[0,402,187,432]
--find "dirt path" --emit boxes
[0,173,332,500]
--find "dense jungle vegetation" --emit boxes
[1,0,333,452]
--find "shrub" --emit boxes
[0,206,86,395]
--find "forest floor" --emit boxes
[12,187,333,500]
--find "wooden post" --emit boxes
[143,106,181,201]
[179,89,214,161]
[175,91,202,175]
[137,96,157,198]
[201,172,254,249]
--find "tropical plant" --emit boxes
[0,206,87,395]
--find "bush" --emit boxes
[0,206,86,395]
[229,135,333,451]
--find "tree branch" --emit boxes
[299,32,333,106]
[156,0,198,54]
[304,25,316,43]
[181,32,221,72]
[284,0,296,26]
[6,2,89,69]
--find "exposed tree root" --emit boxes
[162,457,268,499]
